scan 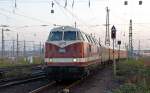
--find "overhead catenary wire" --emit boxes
[54,0,103,33]
[0,8,54,26]
[0,0,149,25]
[0,0,149,32]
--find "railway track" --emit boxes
[0,64,45,86]
[29,65,107,93]
[29,76,88,93]
[29,81,56,93]
[0,64,43,77]
[0,67,46,88]
[0,75,46,88]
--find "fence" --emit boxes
[0,40,44,64]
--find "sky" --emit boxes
[0,0,150,50]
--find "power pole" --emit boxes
[16,33,19,62]
[39,42,42,63]
[23,40,26,58]
[138,40,141,57]
[105,7,111,61]
[0,25,9,59]
[33,41,35,57]
[129,19,133,59]
[105,7,110,46]
[1,28,9,58]
[42,44,44,55]
[1,28,4,58]
[12,40,15,57]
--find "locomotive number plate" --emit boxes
[59,48,66,53]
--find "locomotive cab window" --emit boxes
[64,31,76,41]
[48,31,63,41]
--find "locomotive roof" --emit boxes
[51,26,80,32]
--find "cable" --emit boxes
[54,0,102,33]
[0,8,54,25]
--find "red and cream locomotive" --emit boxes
[44,26,127,80]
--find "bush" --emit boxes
[116,59,144,82]
[0,57,44,67]
[113,82,150,93]
[113,59,150,93]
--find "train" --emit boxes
[44,26,127,80]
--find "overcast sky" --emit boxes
[0,0,150,50]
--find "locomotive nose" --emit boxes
[58,41,66,47]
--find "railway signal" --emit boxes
[111,25,116,39]
[111,25,117,76]
[117,40,121,61]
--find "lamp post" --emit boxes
[1,25,10,59]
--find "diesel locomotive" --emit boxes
[44,26,127,80]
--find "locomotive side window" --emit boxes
[77,31,85,41]
[64,31,76,41]
[49,31,62,41]
[81,32,88,42]
[92,37,97,45]
[84,34,91,43]
[87,35,93,44]
[95,39,99,45]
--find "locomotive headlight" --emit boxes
[73,58,77,62]
[49,58,53,62]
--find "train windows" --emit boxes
[48,31,62,41]
[95,39,99,45]
[81,32,88,42]
[64,31,76,41]
[85,34,91,43]
[92,37,97,45]
[88,35,94,44]
[77,31,85,41]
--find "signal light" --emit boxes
[51,1,54,13]
[51,9,54,13]
[111,31,116,39]
[117,41,121,45]
[111,25,116,39]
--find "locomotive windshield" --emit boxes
[64,31,76,41]
[48,31,84,41]
[48,31,62,41]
